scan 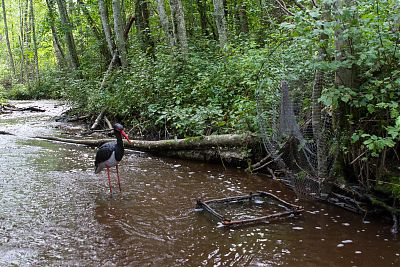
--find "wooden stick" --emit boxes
[67,115,90,122]
[247,153,272,172]
[222,210,301,226]
[267,167,277,180]
[197,200,224,220]
[104,115,113,129]
[90,109,105,130]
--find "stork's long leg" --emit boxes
[116,165,121,192]
[106,166,112,194]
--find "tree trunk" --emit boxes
[98,0,115,56]
[56,0,80,70]
[37,134,259,166]
[212,0,228,47]
[112,0,128,67]
[256,0,268,46]
[18,0,26,81]
[312,57,328,179]
[334,0,359,126]
[333,0,360,179]
[19,0,31,82]
[135,0,155,58]
[46,0,66,69]
[24,0,32,81]
[29,0,39,80]
[2,0,16,75]
[36,133,259,152]
[156,0,175,46]
[196,0,209,37]
[185,0,195,36]
[238,2,249,34]
[169,0,188,54]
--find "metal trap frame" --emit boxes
[196,191,303,227]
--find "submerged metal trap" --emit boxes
[196,191,303,227]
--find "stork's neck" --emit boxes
[115,133,125,161]
[116,133,124,148]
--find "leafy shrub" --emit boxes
[7,83,30,100]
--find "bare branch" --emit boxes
[311,0,318,8]
[275,0,295,16]
[292,0,306,10]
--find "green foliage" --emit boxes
[90,44,263,137]
[283,0,400,153]
[374,176,400,208]
[6,84,30,100]
[22,41,267,138]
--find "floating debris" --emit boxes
[292,227,304,230]
[341,240,353,244]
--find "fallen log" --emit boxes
[35,133,260,152]
[22,106,46,112]
[35,133,259,166]
[2,105,46,112]
[0,130,14,135]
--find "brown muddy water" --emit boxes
[0,100,399,266]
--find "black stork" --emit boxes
[95,123,131,194]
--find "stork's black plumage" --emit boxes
[94,123,131,193]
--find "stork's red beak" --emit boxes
[120,130,132,144]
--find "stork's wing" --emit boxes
[95,141,116,166]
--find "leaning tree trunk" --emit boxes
[77,0,111,61]
[1,0,16,76]
[156,0,175,46]
[56,0,80,70]
[98,0,115,56]
[212,0,228,47]
[169,0,188,54]
[29,0,39,80]
[46,0,66,68]
[112,0,128,67]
